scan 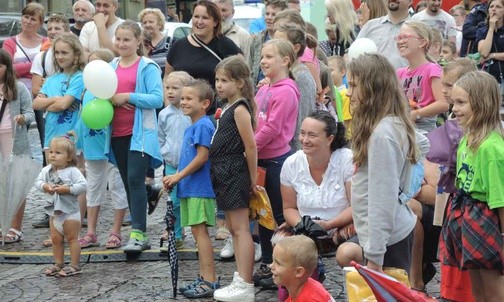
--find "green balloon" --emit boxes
[81,98,114,130]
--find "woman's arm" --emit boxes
[31,74,44,96]
[316,181,353,230]
[16,82,35,125]
[2,38,32,78]
[478,22,497,57]
[235,105,257,190]
[411,77,449,120]
[281,184,302,227]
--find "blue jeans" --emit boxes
[165,164,182,240]
[111,136,151,232]
[258,150,293,264]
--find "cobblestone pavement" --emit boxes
[0,127,442,301]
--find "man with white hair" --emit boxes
[213,0,252,62]
[79,0,123,54]
[71,0,95,37]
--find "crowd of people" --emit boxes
[0,0,503,301]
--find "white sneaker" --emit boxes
[214,272,255,302]
[220,238,234,259]
[254,242,262,262]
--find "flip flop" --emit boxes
[59,265,82,277]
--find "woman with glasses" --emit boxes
[396,20,449,134]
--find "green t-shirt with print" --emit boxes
[456,131,504,209]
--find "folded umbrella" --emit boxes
[164,195,178,298]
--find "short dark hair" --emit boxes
[185,79,214,110]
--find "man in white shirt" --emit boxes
[79,0,123,54]
[213,0,252,62]
[411,0,457,42]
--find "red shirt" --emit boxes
[286,278,335,302]
[112,58,140,138]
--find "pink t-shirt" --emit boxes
[285,278,335,302]
[112,58,140,138]
[396,62,441,109]
[299,47,320,71]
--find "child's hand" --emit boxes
[53,185,71,195]
[42,183,55,195]
[111,93,131,108]
[256,77,270,88]
[163,174,181,190]
[14,115,25,125]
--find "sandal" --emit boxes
[59,265,82,277]
[215,227,230,240]
[183,278,220,298]
[4,228,24,244]
[42,238,53,248]
[44,263,64,276]
[106,232,123,249]
[78,233,99,248]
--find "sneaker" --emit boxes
[252,263,272,286]
[160,239,184,253]
[220,238,234,259]
[123,230,151,253]
[179,276,202,294]
[32,214,50,228]
[122,214,132,226]
[259,276,276,289]
[214,272,255,302]
[183,277,220,298]
[254,242,262,262]
[146,184,162,215]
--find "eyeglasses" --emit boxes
[395,34,421,42]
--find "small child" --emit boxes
[440,41,457,64]
[35,132,87,277]
[270,235,335,302]
[427,27,443,63]
[158,71,193,250]
[327,55,352,139]
[163,79,219,298]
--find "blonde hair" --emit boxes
[348,53,418,166]
[449,4,466,16]
[164,71,193,86]
[50,131,78,167]
[90,48,115,63]
[52,33,86,73]
[324,0,356,45]
[363,0,388,20]
[276,235,318,275]
[262,39,297,80]
[138,8,166,32]
[403,20,435,62]
[275,23,318,58]
[453,71,504,152]
[327,55,346,72]
[443,57,477,77]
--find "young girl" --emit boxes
[337,53,417,273]
[77,48,128,250]
[158,71,193,250]
[0,49,34,243]
[439,71,504,301]
[273,23,317,151]
[210,55,257,301]
[253,39,300,288]
[35,132,87,277]
[396,20,449,134]
[109,20,163,252]
[32,33,85,161]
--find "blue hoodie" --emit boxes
[78,57,163,169]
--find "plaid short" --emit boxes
[439,190,504,274]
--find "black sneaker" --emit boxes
[32,214,50,228]
[253,263,273,286]
[146,184,162,215]
[259,276,276,289]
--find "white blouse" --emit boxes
[280,148,353,221]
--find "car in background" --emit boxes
[162,22,191,41]
[233,1,264,33]
[0,13,47,47]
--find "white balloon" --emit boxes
[348,38,378,60]
[83,60,118,99]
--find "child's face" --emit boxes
[114,28,141,58]
[180,86,209,120]
[328,60,345,86]
[441,70,459,104]
[440,45,456,61]
[47,21,67,41]
[451,85,473,128]
[48,143,71,170]
[396,25,426,59]
[215,69,242,102]
[164,77,184,108]
[346,71,363,111]
[260,44,288,80]
[54,41,76,72]
[270,245,298,287]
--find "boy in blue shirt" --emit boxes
[163,79,219,298]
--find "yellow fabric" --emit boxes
[249,187,276,230]
[345,268,410,302]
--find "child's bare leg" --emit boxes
[470,269,504,302]
[408,199,425,289]
[64,220,82,268]
[191,223,216,282]
[86,205,100,234]
[335,241,363,268]
[226,209,254,283]
[50,217,65,265]
[112,208,127,234]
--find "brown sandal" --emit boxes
[45,264,63,276]
[105,232,123,249]
[59,265,82,277]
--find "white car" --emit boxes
[137,21,191,41]
[233,2,264,33]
